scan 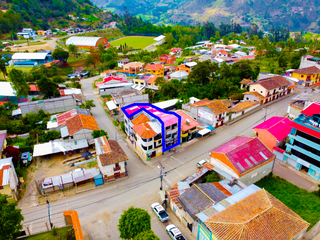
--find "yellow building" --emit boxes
[0,130,7,159]
[37,30,44,36]
[144,63,164,76]
[292,66,320,87]
[0,158,19,202]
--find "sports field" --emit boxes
[110,36,156,49]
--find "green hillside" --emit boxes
[92,0,320,32]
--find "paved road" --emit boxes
[19,81,303,239]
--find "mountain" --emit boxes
[93,0,320,32]
[0,0,111,34]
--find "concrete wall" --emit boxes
[249,84,268,97]
[99,161,125,181]
[99,85,132,95]
[20,97,76,116]
[239,158,274,185]
[72,129,94,141]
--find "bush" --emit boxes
[51,226,58,236]
[65,229,76,240]
[204,171,220,183]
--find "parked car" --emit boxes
[166,224,187,240]
[71,168,84,173]
[197,159,209,168]
[151,203,169,222]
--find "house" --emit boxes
[210,136,276,185]
[287,91,320,119]
[19,95,77,116]
[159,55,176,64]
[117,58,129,68]
[97,77,132,95]
[61,114,99,141]
[243,91,266,104]
[122,103,181,159]
[176,62,197,74]
[229,101,260,119]
[240,78,253,90]
[153,99,179,111]
[0,82,21,104]
[132,74,152,91]
[199,188,309,240]
[33,138,88,157]
[299,55,320,69]
[12,53,53,67]
[144,63,164,76]
[170,71,189,81]
[109,22,117,28]
[234,51,247,58]
[37,30,44,36]
[183,99,230,128]
[0,157,19,202]
[59,88,82,97]
[146,75,161,90]
[175,110,199,143]
[253,117,292,151]
[0,130,6,158]
[212,49,229,57]
[66,37,110,49]
[171,48,183,54]
[247,75,292,104]
[95,136,128,182]
[291,66,320,87]
[123,62,144,74]
[283,103,320,181]
[47,108,90,130]
[176,182,232,235]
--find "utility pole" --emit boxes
[158,163,164,191]
[46,200,53,229]
[262,107,268,121]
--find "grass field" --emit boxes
[256,174,320,229]
[24,227,73,240]
[79,28,124,41]
[110,36,156,49]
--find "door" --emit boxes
[114,172,121,179]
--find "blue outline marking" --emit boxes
[121,103,181,153]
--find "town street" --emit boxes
[19,76,302,239]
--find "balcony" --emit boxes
[114,166,121,171]
[154,134,162,141]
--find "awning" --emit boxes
[106,100,117,111]
[198,128,211,136]
[206,126,215,131]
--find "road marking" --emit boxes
[170,156,184,165]
[163,162,185,178]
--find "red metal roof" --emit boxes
[56,109,78,126]
[175,110,199,131]
[301,102,320,117]
[291,122,320,139]
[29,84,39,92]
[212,137,274,173]
[253,117,292,141]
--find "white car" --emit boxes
[166,224,187,240]
[151,203,169,222]
[71,168,84,173]
[197,159,209,168]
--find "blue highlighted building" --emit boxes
[122,103,181,160]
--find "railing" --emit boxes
[114,166,121,171]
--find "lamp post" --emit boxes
[46,200,53,229]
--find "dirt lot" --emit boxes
[18,152,94,209]
[10,43,54,52]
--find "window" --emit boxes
[253,89,255,91]
[301,75,304,78]
[172,123,177,128]
[0,186,3,190]
[135,81,139,84]
[148,145,152,150]
[166,126,171,130]
[246,97,249,100]
[141,145,148,151]
[260,91,263,93]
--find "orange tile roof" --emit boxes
[243,91,266,100]
[230,101,259,113]
[175,110,199,131]
[132,113,150,125]
[189,99,229,115]
[145,63,164,71]
[292,66,320,75]
[251,75,291,90]
[66,114,99,135]
[205,189,309,240]
[99,140,128,166]
[240,78,253,85]
[132,122,157,139]
[124,62,144,67]
[211,182,232,197]
[147,75,160,84]
[220,99,233,108]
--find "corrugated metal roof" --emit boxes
[66,37,104,47]
[12,52,49,60]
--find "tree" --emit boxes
[38,130,61,143]
[118,207,151,240]
[0,194,24,240]
[36,76,59,98]
[214,31,220,40]
[91,130,108,139]
[52,47,69,61]
[155,77,166,86]
[278,53,288,68]
[3,146,20,167]
[9,69,30,98]
[80,100,95,110]
[204,171,220,183]
[133,230,160,240]
[68,44,78,58]
[85,54,95,68]
[52,76,65,84]
[188,60,214,85]
[101,53,113,63]
[0,59,8,80]
[222,35,229,45]
[97,43,106,57]
[142,56,152,63]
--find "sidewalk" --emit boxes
[273,160,319,192]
